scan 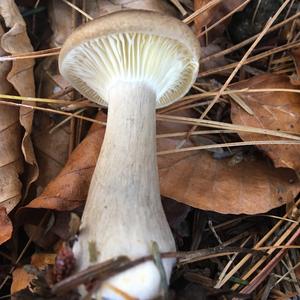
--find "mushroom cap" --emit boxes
[59,10,200,108]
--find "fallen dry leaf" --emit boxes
[230,74,300,171]
[11,267,35,295]
[0,25,23,214]
[0,0,38,197]
[31,252,56,269]
[11,253,56,294]
[22,113,105,212]
[158,138,299,214]
[0,207,13,245]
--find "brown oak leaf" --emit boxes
[230,74,300,171]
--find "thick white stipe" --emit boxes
[73,82,176,299]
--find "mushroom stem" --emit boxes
[74,82,176,299]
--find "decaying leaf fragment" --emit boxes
[0,25,23,215]
[0,0,38,194]
[11,252,57,295]
[11,267,35,295]
[0,0,39,245]
[23,113,106,212]
[230,74,300,171]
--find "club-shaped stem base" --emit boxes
[73,82,176,299]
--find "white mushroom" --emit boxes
[59,10,200,299]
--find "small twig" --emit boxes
[208,220,223,244]
[0,93,71,104]
[261,215,300,224]
[157,114,300,141]
[169,0,187,16]
[49,108,86,134]
[52,247,262,295]
[157,140,300,155]
[165,99,225,113]
[0,47,60,61]
[176,247,264,265]
[228,90,254,115]
[215,236,252,288]
[157,129,234,138]
[61,0,93,20]
[160,87,300,114]
[52,256,131,295]
[183,0,223,24]
[251,0,263,24]
[152,241,169,299]
[255,245,300,251]
[0,100,106,125]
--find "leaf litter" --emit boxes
[0,0,299,300]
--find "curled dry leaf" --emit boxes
[230,74,300,171]
[20,110,299,219]
[0,25,23,215]
[0,0,38,196]
[21,113,106,212]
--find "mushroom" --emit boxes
[59,10,200,299]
